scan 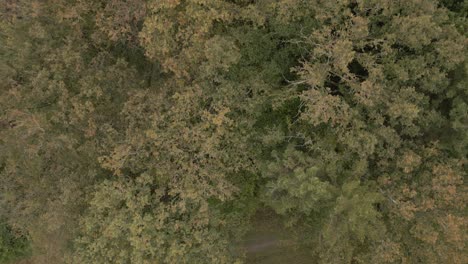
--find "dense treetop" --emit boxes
[0,0,466,263]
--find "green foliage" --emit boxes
[260,0,467,262]
[0,0,466,263]
[262,145,336,215]
[0,222,30,263]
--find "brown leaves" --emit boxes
[300,89,351,127]
[98,145,133,176]
[94,0,147,43]
[1,0,466,263]
[431,164,465,208]
[391,15,441,49]
[289,1,467,262]
[332,39,355,73]
[297,62,330,88]
[350,16,369,40]
[140,0,239,78]
[355,80,381,106]
[398,151,422,174]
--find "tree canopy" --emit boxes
[0,0,466,263]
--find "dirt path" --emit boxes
[244,236,280,253]
[240,209,314,264]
